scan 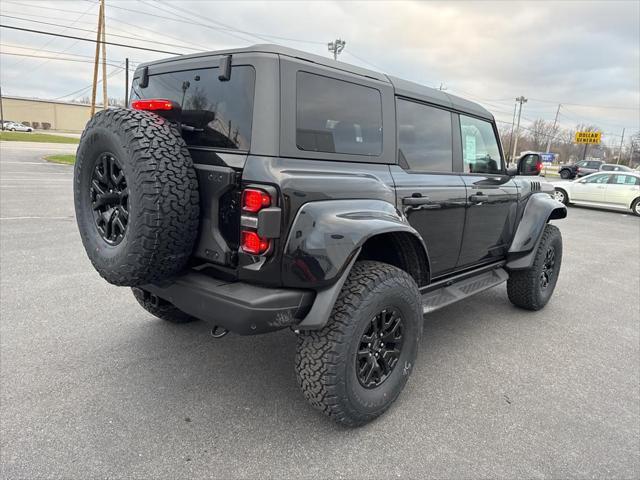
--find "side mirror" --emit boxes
[506,166,518,176]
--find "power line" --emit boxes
[0,43,138,66]
[0,51,122,67]
[1,8,211,53]
[0,15,201,53]
[53,66,124,101]
[0,25,184,55]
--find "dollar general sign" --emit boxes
[575,131,601,144]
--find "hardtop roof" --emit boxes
[138,44,493,120]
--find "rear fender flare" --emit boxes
[282,199,429,289]
[506,193,566,270]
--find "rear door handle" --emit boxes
[402,195,431,206]
[469,193,486,203]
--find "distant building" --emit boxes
[1,96,100,133]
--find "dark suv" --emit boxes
[558,159,604,179]
[74,45,566,426]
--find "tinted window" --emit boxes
[396,99,452,172]
[601,165,613,171]
[460,115,503,174]
[612,174,639,185]
[296,72,382,155]
[130,66,255,150]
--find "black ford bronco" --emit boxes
[74,45,566,427]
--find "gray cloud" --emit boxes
[1,0,638,144]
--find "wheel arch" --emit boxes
[506,193,566,270]
[282,199,431,290]
[358,231,430,287]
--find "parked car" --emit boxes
[558,159,604,179]
[73,44,567,427]
[553,171,640,216]
[600,163,632,172]
[3,121,33,132]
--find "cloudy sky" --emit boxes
[1,0,638,146]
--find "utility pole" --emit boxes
[507,100,517,165]
[125,57,129,106]
[617,128,625,164]
[90,0,104,116]
[545,103,561,153]
[0,86,4,131]
[100,0,107,111]
[327,39,345,60]
[511,96,527,163]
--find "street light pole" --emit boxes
[0,86,4,131]
[511,96,527,163]
[507,100,517,165]
[327,39,346,60]
[545,103,561,153]
[617,128,625,164]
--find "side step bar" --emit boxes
[422,267,508,314]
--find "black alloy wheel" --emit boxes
[90,153,129,245]
[539,246,556,290]
[356,307,404,389]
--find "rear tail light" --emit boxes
[241,230,270,255]
[242,188,271,213]
[536,161,543,173]
[131,99,174,111]
[240,187,273,255]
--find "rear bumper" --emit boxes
[143,272,315,335]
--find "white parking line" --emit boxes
[0,216,73,220]
[1,162,71,166]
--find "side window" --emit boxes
[459,115,503,174]
[396,99,452,172]
[612,174,639,185]
[584,174,610,184]
[577,161,588,168]
[601,165,612,171]
[296,72,382,156]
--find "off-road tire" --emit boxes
[131,287,196,323]
[74,108,199,286]
[295,261,423,427]
[507,224,562,311]
[559,169,571,180]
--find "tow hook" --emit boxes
[210,326,229,339]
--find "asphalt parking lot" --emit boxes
[1,142,638,479]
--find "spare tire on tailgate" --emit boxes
[74,108,199,286]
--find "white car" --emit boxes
[3,121,33,132]
[553,171,640,216]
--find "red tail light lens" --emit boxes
[536,161,543,172]
[131,99,174,111]
[241,230,269,255]
[242,188,271,213]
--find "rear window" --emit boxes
[130,65,255,150]
[296,72,382,156]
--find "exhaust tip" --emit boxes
[210,326,229,338]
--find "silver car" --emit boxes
[2,121,33,132]
[553,171,640,216]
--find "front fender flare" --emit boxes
[506,193,566,270]
[282,199,428,289]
